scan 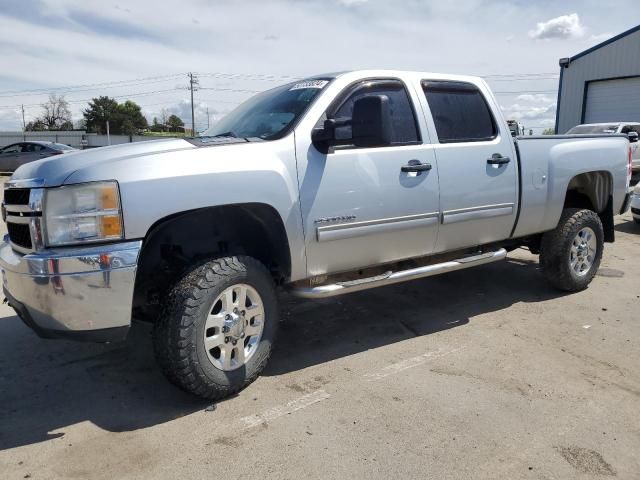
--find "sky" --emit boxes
[0,0,637,133]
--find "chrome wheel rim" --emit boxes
[203,283,265,371]
[570,227,597,277]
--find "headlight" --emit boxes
[44,181,123,246]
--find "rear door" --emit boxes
[418,80,518,253]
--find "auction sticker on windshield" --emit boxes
[289,80,329,90]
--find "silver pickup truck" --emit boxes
[1,70,634,399]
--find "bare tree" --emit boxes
[41,94,73,130]
[160,108,169,131]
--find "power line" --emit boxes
[0,74,184,98]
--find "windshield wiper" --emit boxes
[209,131,237,138]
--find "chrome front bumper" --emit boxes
[0,237,141,342]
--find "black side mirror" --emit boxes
[352,95,392,148]
[628,131,638,143]
[311,119,337,154]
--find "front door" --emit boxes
[418,80,518,253]
[295,78,440,277]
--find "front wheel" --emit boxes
[153,256,278,399]
[540,208,604,292]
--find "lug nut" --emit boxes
[222,326,229,333]
[232,340,237,345]
[241,310,246,316]
[233,308,238,313]
[225,314,231,320]
[240,332,245,338]
[224,337,229,343]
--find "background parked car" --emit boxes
[631,182,640,224]
[0,141,76,173]
[566,122,640,172]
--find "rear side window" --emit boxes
[422,81,497,143]
[331,80,420,146]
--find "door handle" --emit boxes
[401,162,432,173]
[487,154,510,165]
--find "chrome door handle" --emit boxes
[401,162,432,173]
[487,154,510,165]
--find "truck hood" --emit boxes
[9,138,196,187]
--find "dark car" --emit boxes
[0,141,76,172]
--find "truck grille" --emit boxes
[7,223,32,250]
[4,188,31,206]
[3,186,43,253]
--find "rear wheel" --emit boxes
[153,256,278,399]
[540,208,604,292]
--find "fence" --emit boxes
[0,131,181,149]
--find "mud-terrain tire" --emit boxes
[540,208,604,292]
[153,256,278,399]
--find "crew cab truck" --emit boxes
[1,70,633,399]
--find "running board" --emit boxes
[290,248,507,299]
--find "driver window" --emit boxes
[331,81,420,147]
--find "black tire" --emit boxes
[634,217,640,225]
[153,256,278,399]
[540,208,604,292]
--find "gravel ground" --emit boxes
[0,180,638,479]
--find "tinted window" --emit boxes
[332,81,420,146]
[51,143,74,150]
[621,125,639,134]
[567,124,619,134]
[1,144,21,154]
[422,81,497,143]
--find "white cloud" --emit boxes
[515,94,555,104]
[589,32,613,43]
[336,0,368,5]
[528,13,585,40]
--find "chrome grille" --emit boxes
[7,222,32,249]
[3,179,45,254]
[4,188,30,206]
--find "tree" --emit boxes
[83,96,119,135]
[118,100,148,135]
[83,97,148,135]
[41,94,73,130]
[167,114,185,132]
[542,128,555,135]
[25,119,46,131]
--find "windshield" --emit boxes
[567,124,619,134]
[51,143,74,150]
[201,79,332,140]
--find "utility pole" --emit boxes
[188,72,199,136]
[20,104,26,132]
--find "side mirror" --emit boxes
[628,131,638,143]
[311,119,337,154]
[351,95,392,148]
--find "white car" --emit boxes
[631,182,640,224]
[567,122,640,172]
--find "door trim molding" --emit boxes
[316,212,439,243]
[442,203,514,225]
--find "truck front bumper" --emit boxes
[0,237,141,342]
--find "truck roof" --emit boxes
[314,69,486,84]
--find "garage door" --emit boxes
[584,77,640,123]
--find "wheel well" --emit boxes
[563,171,611,212]
[563,171,614,243]
[132,204,291,323]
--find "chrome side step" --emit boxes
[290,248,507,299]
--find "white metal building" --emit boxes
[555,24,640,134]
